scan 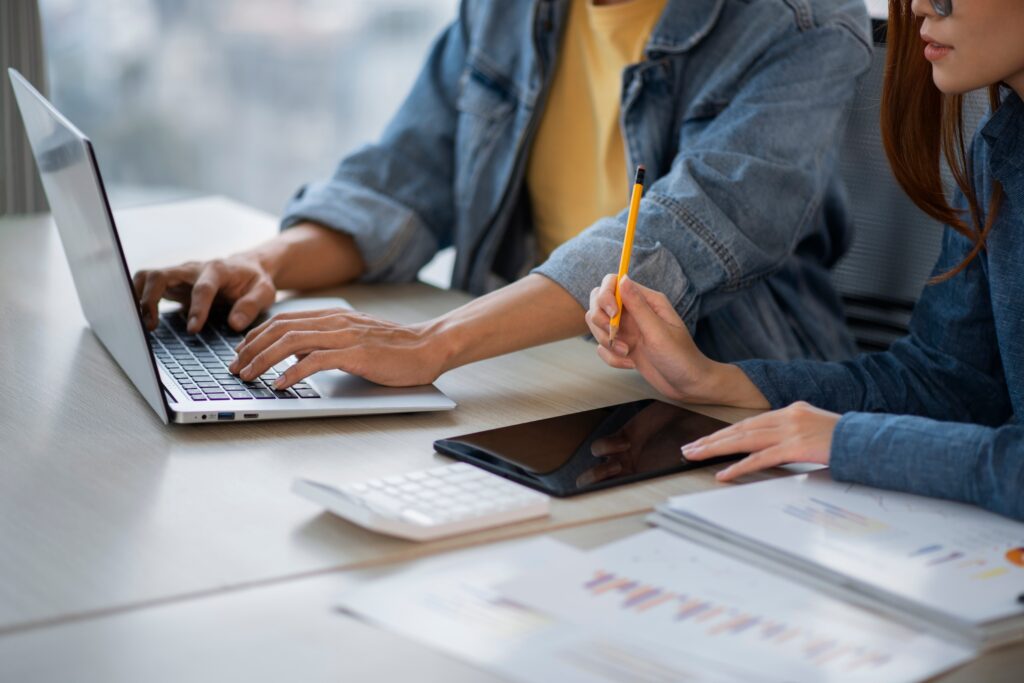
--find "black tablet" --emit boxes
[433,399,742,497]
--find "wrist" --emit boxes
[683,361,770,409]
[415,314,464,376]
[247,241,287,282]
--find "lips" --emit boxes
[921,32,952,62]
[924,42,952,62]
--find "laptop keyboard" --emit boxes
[149,314,321,402]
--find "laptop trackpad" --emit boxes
[307,370,439,399]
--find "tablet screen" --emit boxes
[433,399,741,497]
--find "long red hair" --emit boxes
[881,0,1004,282]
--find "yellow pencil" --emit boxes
[609,165,645,342]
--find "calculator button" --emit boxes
[400,509,434,526]
[362,492,404,517]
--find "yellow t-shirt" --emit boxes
[527,0,667,260]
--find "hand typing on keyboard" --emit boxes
[133,254,278,335]
[131,223,365,336]
[151,313,322,402]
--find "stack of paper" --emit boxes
[650,470,1024,648]
[339,529,975,683]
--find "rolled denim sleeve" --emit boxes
[736,225,1013,424]
[831,413,1024,521]
[534,14,871,328]
[280,15,467,283]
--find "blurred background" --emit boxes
[38,0,456,213]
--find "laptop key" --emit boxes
[273,389,297,399]
[227,391,251,399]
[248,388,276,399]
[205,393,229,400]
[294,388,321,399]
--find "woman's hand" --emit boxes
[229,308,449,388]
[681,402,839,481]
[585,275,768,409]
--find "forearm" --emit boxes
[246,222,366,291]
[432,274,588,372]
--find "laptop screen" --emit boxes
[8,68,169,423]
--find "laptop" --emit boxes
[8,68,456,424]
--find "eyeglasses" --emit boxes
[931,0,953,17]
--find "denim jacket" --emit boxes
[282,0,871,362]
[739,92,1024,521]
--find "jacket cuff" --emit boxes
[829,412,879,483]
[735,360,793,410]
[531,215,696,330]
[281,179,438,283]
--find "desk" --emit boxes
[0,198,1019,681]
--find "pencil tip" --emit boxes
[635,165,646,185]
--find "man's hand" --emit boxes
[131,222,365,334]
[133,255,276,334]
[226,273,588,388]
[229,308,450,388]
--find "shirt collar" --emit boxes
[980,90,1024,193]
[645,0,725,55]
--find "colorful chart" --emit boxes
[581,568,894,672]
[781,497,889,535]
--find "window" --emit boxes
[40,0,456,216]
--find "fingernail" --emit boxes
[240,366,252,380]
[230,313,245,329]
[611,341,629,356]
[716,468,732,481]
[603,306,617,318]
[228,361,237,373]
[188,316,198,332]
[273,376,286,389]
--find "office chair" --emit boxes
[832,21,989,351]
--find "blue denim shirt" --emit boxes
[740,92,1024,521]
[282,0,871,362]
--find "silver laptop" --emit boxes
[9,68,455,424]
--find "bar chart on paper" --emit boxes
[581,567,897,670]
[500,530,974,683]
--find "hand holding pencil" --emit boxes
[609,165,646,342]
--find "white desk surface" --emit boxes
[0,197,760,632]
[3,515,1022,683]
[1,197,1019,682]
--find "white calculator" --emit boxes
[292,463,551,541]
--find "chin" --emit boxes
[931,67,974,96]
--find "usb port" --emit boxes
[243,413,259,419]
[217,412,235,421]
